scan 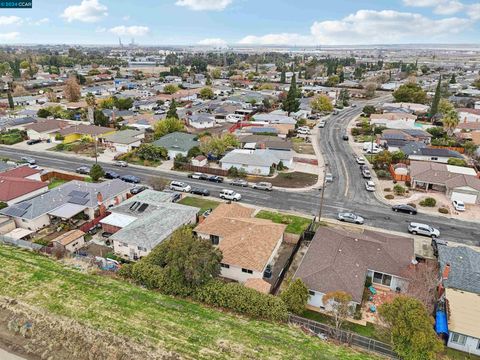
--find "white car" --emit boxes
[365,181,375,192]
[219,189,241,201]
[452,200,465,212]
[114,161,128,167]
[356,156,366,165]
[325,173,333,182]
[297,127,311,135]
[318,121,326,128]
[365,147,381,154]
[408,222,440,238]
[169,181,191,192]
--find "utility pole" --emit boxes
[317,162,329,223]
[94,136,98,164]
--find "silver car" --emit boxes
[231,178,249,187]
[252,182,273,191]
[337,212,364,224]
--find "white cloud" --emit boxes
[95,27,106,33]
[433,1,464,15]
[175,0,232,11]
[61,0,108,23]
[238,33,311,45]
[198,38,227,46]
[32,17,50,25]
[403,0,480,18]
[109,25,149,36]
[0,32,20,41]
[467,3,480,20]
[0,16,22,26]
[403,0,445,6]
[122,15,130,21]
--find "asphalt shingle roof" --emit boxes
[438,246,480,294]
[152,132,198,152]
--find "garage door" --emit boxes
[115,144,129,153]
[451,191,477,204]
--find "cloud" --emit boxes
[198,38,227,46]
[403,0,480,18]
[109,25,149,36]
[122,15,130,21]
[238,33,311,45]
[61,0,108,23]
[433,1,464,15]
[175,0,232,11]
[32,17,50,25]
[467,3,480,20]
[0,32,20,41]
[0,16,22,26]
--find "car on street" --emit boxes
[359,164,369,171]
[230,178,248,187]
[337,212,364,224]
[365,181,375,192]
[366,147,381,154]
[325,173,333,182]
[392,204,417,215]
[208,175,224,183]
[362,169,371,179]
[104,170,120,179]
[190,188,210,196]
[163,189,182,202]
[114,161,128,167]
[169,181,191,192]
[297,127,311,135]
[76,166,91,175]
[356,156,366,165]
[188,172,208,180]
[318,120,326,128]
[351,104,357,108]
[342,134,349,141]
[120,175,140,184]
[130,185,148,195]
[26,139,42,145]
[252,182,273,191]
[219,189,241,201]
[452,200,465,212]
[333,110,339,115]
[21,156,36,165]
[408,222,440,238]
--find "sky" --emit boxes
[0,0,479,45]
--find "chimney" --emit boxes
[442,263,451,281]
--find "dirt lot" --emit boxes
[269,172,318,188]
[293,141,315,155]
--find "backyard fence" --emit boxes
[182,164,228,176]
[428,145,465,154]
[288,314,399,359]
[388,164,411,182]
[79,212,110,233]
[0,235,44,251]
[41,171,86,182]
[293,157,319,165]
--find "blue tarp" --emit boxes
[435,310,449,336]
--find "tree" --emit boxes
[0,201,7,210]
[363,82,377,99]
[164,84,179,94]
[430,77,441,118]
[154,117,185,139]
[7,88,14,110]
[447,158,468,167]
[338,89,350,106]
[200,133,239,157]
[463,141,478,156]
[167,99,179,119]
[262,97,272,110]
[280,69,286,83]
[372,150,393,169]
[326,75,340,87]
[63,76,81,102]
[438,98,454,115]
[199,87,214,100]
[136,143,167,161]
[282,74,300,115]
[401,262,439,314]
[93,109,109,127]
[322,291,354,337]
[393,82,427,104]
[210,68,221,79]
[450,74,456,84]
[379,296,443,360]
[310,94,333,113]
[89,164,104,182]
[280,278,309,315]
[362,105,376,116]
[442,109,459,136]
[473,78,480,90]
[85,93,96,123]
[148,177,170,191]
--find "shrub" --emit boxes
[280,279,309,315]
[405,180,411,188]
[193,280,288,322]
[393,184,406,196]
[385,194,394,200]
[376,169,392,179]
[55,143,65,151]
[438,207,449,214]
[351,127,361,136]
[419,197,436,207]
[384,188,391,192]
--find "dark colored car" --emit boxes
[342,134,349,141]
[263,264,273,279]
[392,204,417,215]
[130,185,148,195]
[120,175,140,183]
[359,165,369,171]
[76,166,91,175]
[208,175,224,183]
[104,170,120,179]
[26,139,42,145]
[101,231,113,238]
[191,188,210,196]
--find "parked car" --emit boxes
[114,161,128,167]
[130,185,148,195]
[356,156,366,165]
[359,164,369,171]
[365,181,375,192]
[392,204,417,215]
[252,182,273,191]
[26,139,42,145]
[101,231,113,238]
[325,173,333,182]
[120,175,140,184]
[104,170,119,179]
[76,166,91,175]
[163,189,182,202]
[208,175,224,183]
[408,222,440,238]
[21,156,36,165]
[188,172,208,180]
[452,200,465,212]
[318,120,326,128]
[366,147,381,154]
[169,181,191,192]
[230,178,248,187]
[219,189,241,201]
[191,188,210,196]
[297,127,311,135]
[263,264,273,279]
[362,169,371,179]
[337,212,364,224]
[342,134,349,141]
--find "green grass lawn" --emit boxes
[178,196,220,213]
[444,348,480,360]
[0,245,379,360]
[255,210,313,235]
[48,178,68,189]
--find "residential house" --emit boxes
[101,190,198,260]
[24,119,71,141]
[220,149,293,175]
[191,155,207,167]
[194,203,285,290]
[0,166,48,205]
[52,229,86,253]
[457,108,480,123]
[251,113,297,125]
[455,122,480,146]
[56,124,116,143]
[294,227,414,311]
[188,113,215,129]
[410,161,480,204]
[370,113,417,129]
[382,102,429,114]
[0,179,132,231]
[405,147,464,164]
[152,132,199,159]
[238,135,293,152]
[132,99,157,111]
[103,129,145,153]
[378,129,432,151]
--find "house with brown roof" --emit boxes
[52,229,85,253]
[194,203,286,287]
[24,119,70,140]
[0,166,48,205]
[370,112,417,129]
[56,124,116,144]
[458,108,480,123]
[293,227,414,311]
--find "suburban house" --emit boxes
[103,129,145,153]
[220,148,293,175]
[457,108,480,123]
[405,147,464,164]
[152,132,199,159]
[410,161,480,204]
[193,203,285,292]
[101,190,198,260]
[24,119,71,140]
[251,113,297,125]
[455,122,480,146]
[191,155,207,167]
[55,124,116,143]
[437,245,480,355]
[0,166,48,205]
[0,179,132,231]
[381,102,429,115]
[52,229,86,253]
[370,113,417,129]
[238,135,293,152]
[293,227,414,311]
[378,129,432,151]
[187,113,216,129]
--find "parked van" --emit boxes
[169,181,191,192]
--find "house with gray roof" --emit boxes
[152,132,199,159]
[0,179,133,231]
[103,129,145,153]
[101,189,199,260]
[407,147,464,164]
[438,245,480,294]
[220,149,293,175]
[188,113,215,129]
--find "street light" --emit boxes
[317,162,329,223]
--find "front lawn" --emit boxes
[249,171,318,188]
[178,196,220,213]
[48,178,68,189]
[255,210,312,235]
[0,129,26,145]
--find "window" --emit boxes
[242,268,253,274]
[210,235,219,245]
[372,272,392,287]
[308,290,315,296]
[451,333,467,346]
[137,246,147,252]
[220,263,230,269]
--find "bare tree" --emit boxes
[323,291,354,338]
[362,82,378,99]
[63,75,81,102]
[148,177,170,191]
[401,261,439,314]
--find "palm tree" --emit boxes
[442,110,459,136]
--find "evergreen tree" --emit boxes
[430,77,442,118]
[280,69,286,84]
[255,63,258,73]
[450,74,456,84]
[167,99,179,119]
[282,74,300,115]
[7,86,14,110]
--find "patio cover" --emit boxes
[100,213,137,228]
[4,228,33,240]
[48,203,87,219]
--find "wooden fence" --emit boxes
[182,164,228,176]
[428,145,465,154]
[388,164,411,182]
[41,171,85,182]
[293,157,319,165]
[78,212,110,233]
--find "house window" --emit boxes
[210,235,219,245]
[220,263,230,269]
[308,290,315,296]
[451,333,467,346]
[372,272,392,287]
[242,268,253,274]
[137,246,147,252]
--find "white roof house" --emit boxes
[220,149,293,175]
